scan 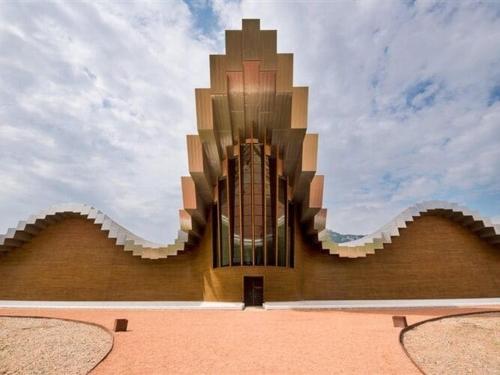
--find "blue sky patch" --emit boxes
[488,85,500,106]
[184,0,219,36]
[404,79,440,110]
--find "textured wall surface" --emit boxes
[302,214,500,300]
[0,214,498,301]
[0,218,206,301]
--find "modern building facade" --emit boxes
[0,20,499,304]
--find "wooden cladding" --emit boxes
[187,19,325,260]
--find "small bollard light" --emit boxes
[114,319,128,332]
[392,315,408,328]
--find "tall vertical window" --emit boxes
[212,204,219,268]
[241,144,253,265]
[213,142,293,268]
[229,158,241,265]
[288,202,294,268]
[253,144,264,265]
[265,156,276,266]
[277,177,287,267]
[219,178,230,266]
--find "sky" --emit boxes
[0,0,499,242]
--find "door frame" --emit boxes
[242,276,264,306]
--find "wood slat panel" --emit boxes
[212,95,233,158]
[227,71,244,142]
[260,30,277,70]
[242,19,260,60]
[309,175,324,209]
[196,89,221,178]
[243,61,260,138]
[187,135,212,203]
[195,88,213,130]
[259,71,276,113]
[225,30,242,71]
[182,176,206,225]
[182,176,197,211]
[276,54,293,92]
[210,55,227,94]
[301,133,318,172]
[187,135,204,173]
[291,87,308,129]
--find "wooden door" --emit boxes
[244,276,264,306]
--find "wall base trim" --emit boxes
[263,298,500,309]
[0,301,244,310]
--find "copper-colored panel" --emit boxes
[280,131,315,189]
[200,137,221,180]
[276,54,293,92]
[242,19,260,60]
[225,30,242,71]
[300,174,324,224]
[260,30,277,70]
[291,87,308,129]
[182,176,206,225]
[272,93,292,130]
[196,89,222,178]
[292,169,315,203]
[195,88,213,130]
[212,95,232,132]
[187,135,204,173]
[212,95,233,157]
[187,135,213,203]
[230,111,244,143]
[258,112,273,142]
[181,176,197,210]
[315,208,327,231]
[259,71,276,113]
[243,61,260,138]
[210,55,227,94]
[283,129,307,179]
[227,71,244,111]
[243,61,260,95]
[179,209,193,232]
[309,175,324,209]
[227,71,244,142]
[302,133,318,172]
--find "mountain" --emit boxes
[326,230,364,243]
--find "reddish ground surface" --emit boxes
[1,306,497,374]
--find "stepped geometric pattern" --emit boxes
[1,201,498,260]
[316,201,500,258]
[0,203,188,259]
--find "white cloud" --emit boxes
[0,1,216,241]
[213,0,500,234]
[0,0,499,240]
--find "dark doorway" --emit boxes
[244,276,264,306]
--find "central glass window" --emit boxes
[213,140,294,268]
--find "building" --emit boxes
[0,20,499,305]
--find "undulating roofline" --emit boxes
[317,200,500,258]
[1,201,498,260]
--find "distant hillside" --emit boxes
[326,230,364,243]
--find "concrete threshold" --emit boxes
[0,301,245,310]
[263,298,500,310]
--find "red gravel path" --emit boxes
[1,306,497,374]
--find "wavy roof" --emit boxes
[317,201,500,258]
[0,203,188,259]
[1,201,498,260]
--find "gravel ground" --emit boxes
[0,317,112,375]
[403,312,500,375]
[0,307,497,374]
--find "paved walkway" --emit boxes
[1,306,498,374]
